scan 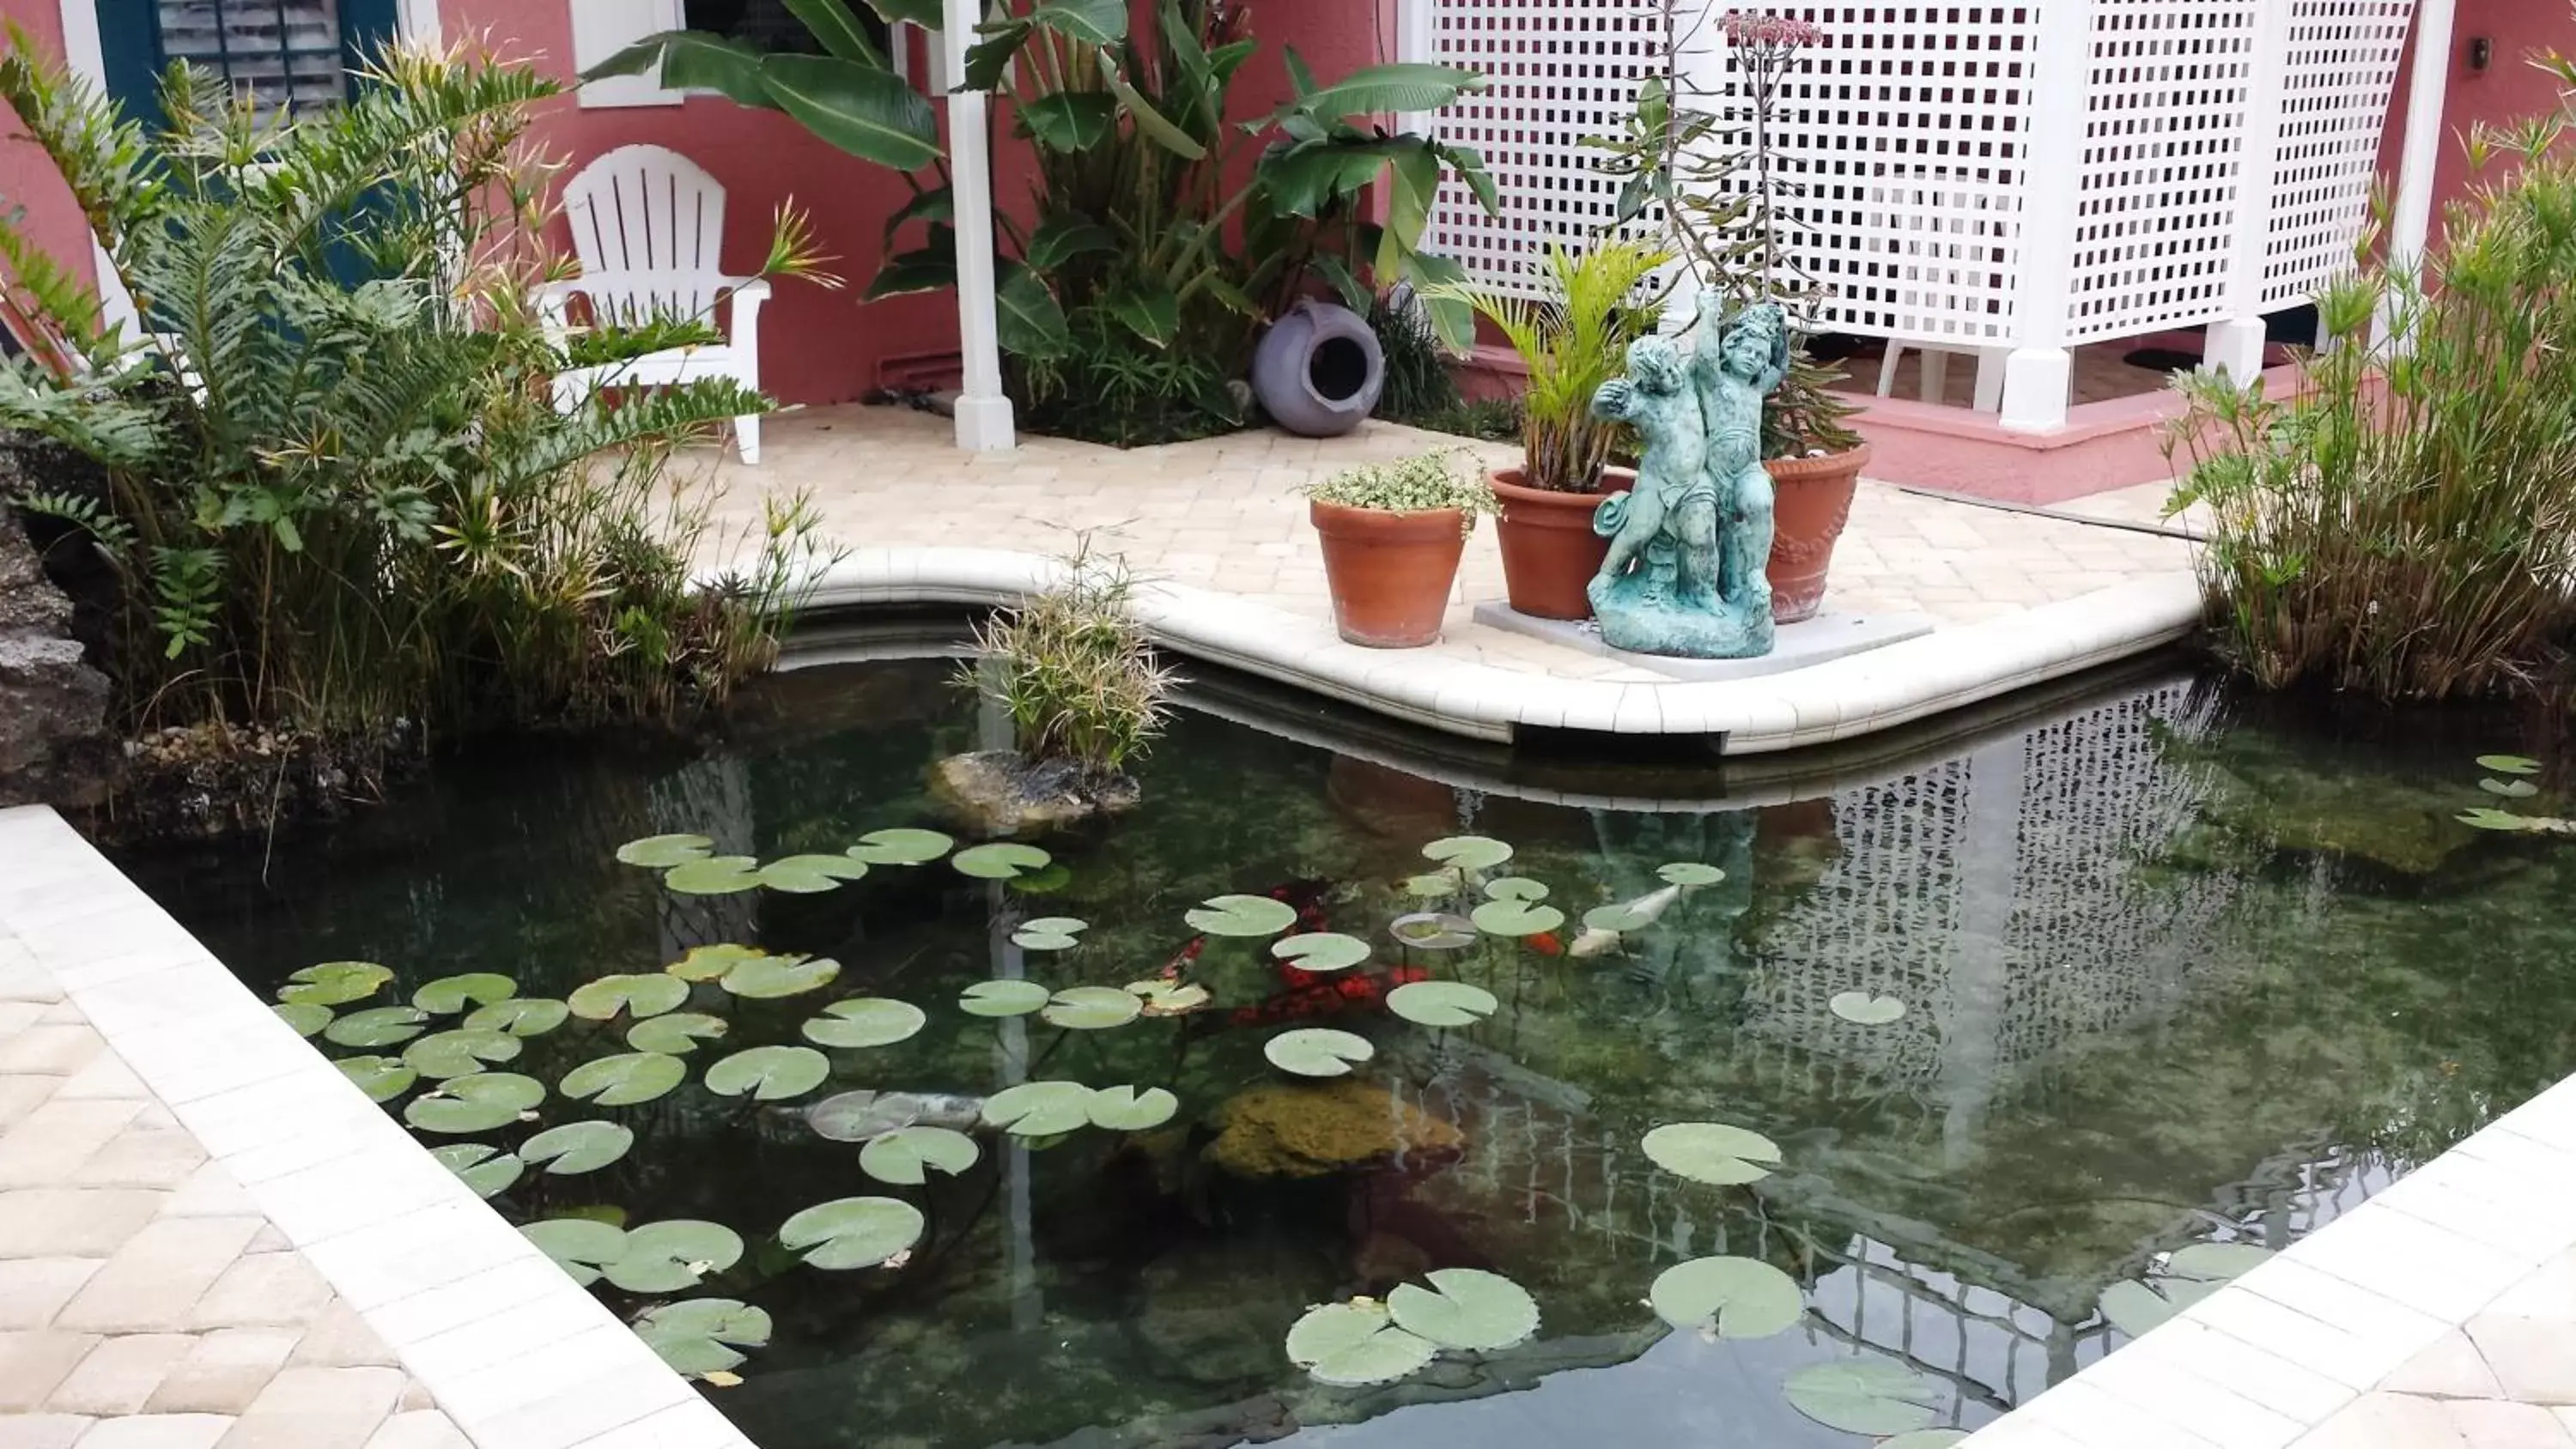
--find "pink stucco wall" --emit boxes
[0,3,100,318]
[2377,0,2576,230]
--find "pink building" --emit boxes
[1,0,2567,489]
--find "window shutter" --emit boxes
[154,1,346,116]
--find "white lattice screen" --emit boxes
[2260,0,2414,307]
[1417,0,2415,344]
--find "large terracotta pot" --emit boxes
[1489,467,1635,620]
[1765,446,1869,623]
[1309,500,1467,648]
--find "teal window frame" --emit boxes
[97,0,401,128]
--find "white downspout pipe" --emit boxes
[2378,0,2457,349]
[941,0,1017,452]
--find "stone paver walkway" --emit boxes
[2299,1252,2576,1448]
[692,404,2195,685]
[0,930,464,1449]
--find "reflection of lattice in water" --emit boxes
[1747,680,2234,1088]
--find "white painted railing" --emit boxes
[1411,0,2418,429]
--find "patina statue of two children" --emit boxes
[1586,294,1789,658]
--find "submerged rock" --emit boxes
[929,749,1140,836]
[1202,1078,1463,1180]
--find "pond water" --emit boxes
[119,646,2576,1449]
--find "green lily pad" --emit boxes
[401,1028,522,1079]
[705,1046,830,1101]
[1127,980,1211,1016]
[959,979,1051,1017]
[1009,916,1088,951]
[337,1055,416,1103]
[465,998,570,1037]
[412,973,517,1014]
[666,944,768,982]
[2479,754,2543,775]
[780,1197,924,1270]
[800,998,926,1049]
[273,1002,331,1038]
[2168,1242,2275,1280]
[1273,932,1370,973]
[561,1052,688,1107]
[664,855,762,894]
[1482,876,1549,902]
[1582,902,1651,932]
[1648,1255,1803,1337]
[1285,1301,1437,1386]
[2101,1243,2275,1336]
[1007,862,1072,894]
[1041,986,1142,1029]
[524,1217,626,1285]
[635,1297,771,1378]
[1265,1028,1375,1077]
[981,1080,1094,1137]
[324,1005,430,1048]
[1388,1268,1539,1352]
[1184,894,1300,937]
[431,1143,524,1199]
[857,1125,981,1185]
[952,842,1052,880]
[1657,862,1725,886]
[720,955,841,999]
[1783,1360,1944,1436]
[1387,980,1499,1028]
[617,834,714,867]
[520,1119,635,1174]
[1829,991,1906,1026]
[1388,912,1478,950]
[1470,900,1565,937]
[605,1219,744,1293]
[1879,1434,1970,1449]
[2483,777,2543,798]
[756,854,872,894]
[1642,1121,1783,1185]
[2459,808,2554,832]
[403,1072,545,1134]
[848,828,955,865]
[626,1012,728,1055]
[1422,835,1513,870]
[279,961,392,1007]
[568,974,690,1022]
[1402,870,1462,898]
[1085,1085,1178,1131]
[809,1089,955,1143]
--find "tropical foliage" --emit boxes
[962,542,1180,777]
[1443,238,1671,492]
[2168,57,2576,701]
[594,0,1498,444]
[0,33,835,739]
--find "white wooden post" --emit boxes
[942,0,1017,452]
[2378,0,2457,348]
[1395,0,1433,134]
[1998,0,2093,433]
[2205,0,2290,382]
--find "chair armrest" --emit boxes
[720,277,772,304]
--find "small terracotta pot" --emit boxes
[1309,500,1467,648]
[1489,468,1634,620]
[1765,446,1869,623]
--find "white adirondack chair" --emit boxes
[538,144,771,464]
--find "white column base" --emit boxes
[953,393,1017,452]
[1971,348,2008,413]
[1998,347,2074,433]
[2202,318,2269,382]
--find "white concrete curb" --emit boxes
[0,806,752,1449]
[796,549,2205,750]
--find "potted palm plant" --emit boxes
[1301,451,1498,647]
[1454,238,1672,620]
[1588,12,1868,622]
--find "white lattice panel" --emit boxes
[2062,0,2258,343]
[1423,0,1669,298]
[2260,0,2414,307]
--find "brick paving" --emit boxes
[0,931,465,1449]
[692,404,2197,684]
[2289,1250,2576,1448]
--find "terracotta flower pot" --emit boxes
[1765,446,1869,624]
[1489,467,1634,620]
[1309,500,1467,648]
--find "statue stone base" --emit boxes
[1589,575,1775,658]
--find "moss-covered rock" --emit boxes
[1203,1078,1463,1179]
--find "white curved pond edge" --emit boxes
[0,806,752,1449]
[793,549,2206,749]
[1961,1081,2576,1448]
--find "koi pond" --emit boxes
[120,651,2576,1449]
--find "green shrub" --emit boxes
[964,543,1181,778]
[1299,449,1498,530]
[2168,68,2576,701]
[0,34,836,737]
[1370,288,1463,423]
[1439,239,1670,492]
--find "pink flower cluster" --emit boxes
[1720,10,1824,47]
